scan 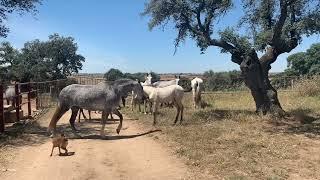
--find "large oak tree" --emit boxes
[143,0,320,115]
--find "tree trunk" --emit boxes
[240,49,285,116]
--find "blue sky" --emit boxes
[1,0,319,74]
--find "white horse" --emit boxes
[191,77,204,109]
[4,86,17,107]
[152,75,180,88]
[143,85,184,125]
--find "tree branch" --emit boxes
[272,0,288,45]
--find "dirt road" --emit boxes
[0,109,192,180]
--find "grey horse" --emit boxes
[48,79,144,137]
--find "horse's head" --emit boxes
[145,73,152,85]
[132,80,144,101]
[174,75,180,85]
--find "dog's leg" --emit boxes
[50,146,55,156]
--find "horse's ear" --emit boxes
[137,79,141,83]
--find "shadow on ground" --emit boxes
[267,108,320,138]
[73,129,162,140]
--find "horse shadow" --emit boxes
[72,129,162,141]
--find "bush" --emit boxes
[295,76,320,97]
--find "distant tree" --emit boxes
[203,70,243,91]
[104,68,124,81]
[143,0,320,115]
[18,34,85,82]
[0,0,42,37]
[0,34,85,82]
[0,42,21,83]
[122,71,160,82]
[286,43,320,76]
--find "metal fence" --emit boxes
[0,79,68,133]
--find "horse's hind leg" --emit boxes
[70,107,80,132]
[122,97,126,107]
[173,102,180,125]
[180,104,184,124]
[113,109,123,134]
[88,110,91,120]
[81,109,88,120]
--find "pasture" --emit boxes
[124,91,320,179]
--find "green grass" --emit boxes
[123,91,320,179]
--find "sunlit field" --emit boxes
[124,91,320,179]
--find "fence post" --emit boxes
[36,83,39,110]
[0,84,4,133]
[15,84,20,122]
[27,83,31,117]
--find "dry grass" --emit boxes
[294,76,320,97]
[123,91,320,179]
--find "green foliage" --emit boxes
[203,70,245,91]
[178,76,191,90]
[103,68,125,81]
[0,34,85,82]
[0,0,41,37]
[104,68,160,82]
[286,43,320,76]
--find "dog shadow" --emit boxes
[58,152,75,157]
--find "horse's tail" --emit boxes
[48,104,67,135]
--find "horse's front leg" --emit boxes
[153,102,159,126]
[113,109,123,134]
[70,107,80,132]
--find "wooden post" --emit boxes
[35,83,39,110]
[27,83,31,117]
[15,84,20,122]
[0,84,4,133]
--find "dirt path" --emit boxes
[0,109,192,180]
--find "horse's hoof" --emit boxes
[116,129,120,134]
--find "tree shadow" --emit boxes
[73,129,162,140]
[188,109,257,124]
[267,108,320,138]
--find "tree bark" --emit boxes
[240,48,285,116]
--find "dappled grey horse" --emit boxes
[48,79,144,137]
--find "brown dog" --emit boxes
[50,133,68,156]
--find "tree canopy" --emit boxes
[0,34,85,83]
[143,0,320,64]
[104,68,160,82]
[0,0,42,37]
